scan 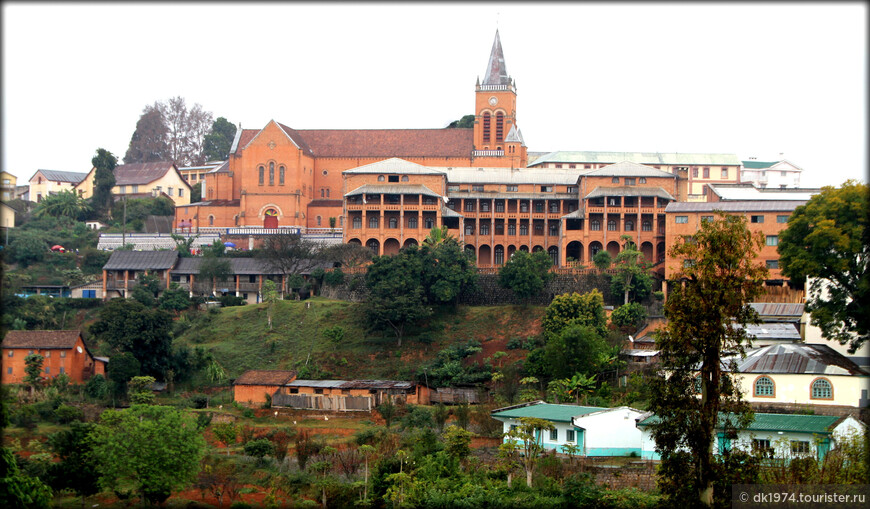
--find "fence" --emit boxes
[271,393,373,411]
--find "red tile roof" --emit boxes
[234,370,297,386]
[114,162,177,185]
[2,330,82,349]
[234,125,474,158]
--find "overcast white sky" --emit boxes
[2,2,866,188]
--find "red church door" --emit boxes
[264,209,278,229]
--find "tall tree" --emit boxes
[47,421,100,509]
[611,235,652,304]
[778,180,869,352]
[90,299,173,379]
[90,405,206,505]
[24,353,44,396]
[165,96,213,166]
[419,239,477,307]
[91,148,117,216]
[365,250,431,346]
[203,117,237,161]
[498,250,555,301]
[648,212,767,507]
[123,104,168,164]
[503,417,555,487]
[257,233,321,293]
[320,242,373,268]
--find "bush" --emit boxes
[323,269,344,286]
[188,394,209,409]
[55,404,84,424]
[218,295,247,307]
[84,374,109,399]
[243,438,273,459]
[506,337,524,350]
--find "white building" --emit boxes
[638,411,865,462]
[490,401,644,457]
[741,159,803,188]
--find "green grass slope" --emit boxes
[175,297,544,381]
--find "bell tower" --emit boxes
[474,30,526,167]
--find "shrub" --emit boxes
[55,404,84,424]
[84,374,109,399]
[188,394,209,409]
[506,337,523,350]
[243,438,273,459]
[323,269,345,286]
[218,295,247,307]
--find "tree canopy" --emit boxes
[498,250,554,301]
[542,290,607,339]
[256,233,321,292]
[610,235,652,304]
[90,299,173,379]
[124,104,168,163]
[124,97,214,166]
[648,212,767,507]
[365,247,431,346]
[91,148,117,216]
[33,190,91,221]
[203,117,237,161]
[446,114,475,128]
[90,405,206,505]
[778,180,869,352]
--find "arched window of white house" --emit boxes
[388,218,398,228]
[811,378,833,399]
[754,376,775,397]
[353,217,362,229]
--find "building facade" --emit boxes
[741,159,803,189]
[1,171,17,202]
[28,169,88,203]
[1,330,106,384]
[76,162,192,206]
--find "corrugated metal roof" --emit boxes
[708,184,819,202]
[584,161,677,178]
[287,380,348,388]
[441,206,463,218]
[529,151,741,166]
[738,323,801,341]
[725,343,868,376]
[665,201,806,213]
[338,380,415,390]
[490,401,606,422]
[562,209,585,219]
[345,184,441,198]
[442,167,580,185]
[343,158,446,175]
[749,303,806,318]
[639,412,840,434]
[35,169,88,183]
[584,186,675,200]
[114,162,177,186]
[173,257,323,275]
[103,250,179,270]
[742,160,778,169]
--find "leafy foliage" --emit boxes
[542,290,607,339]
[610,302,647,333]
[90,299,173,378]
[47,421,100,501]
[91,148,118,215]
[498,250,554,301]
[446,114,475,128]
[90,405,206,504]
[648,212,767,507]
[203,116,237,161]
[610,236,653,304]
[0,446,53,508]
[33,190,91,220]
[778,180,869,352]
[365,248,431,346]
[593,250,612,271]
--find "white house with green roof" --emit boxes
[490,401,645,457]
[637,412,865,462]
[740,159,803,189]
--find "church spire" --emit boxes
[483,29,511,86]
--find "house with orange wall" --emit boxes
[2,330,107,384]
[233,370,297,406]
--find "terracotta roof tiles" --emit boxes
[234,370,297,386]
[2,330,82,349]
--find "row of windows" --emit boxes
[690,167,730,179]
[459,201,579,213]
[482,112,505,143]
[752,376,833,399]
[8,350,66,358]
[352,217,436,229]
[447,184,577,193]
[508,425,576,443]
[590,219,654,231]
[611,177,648,185]
[7,366,66,375]
[258,163,285,186]
[675,214,789,224]
[752,438,810,455]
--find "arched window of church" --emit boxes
[496,112,504,142]
[259,166,265,185]
[483,113,491,143]
[279,165,285,185]
[269,162,275,185]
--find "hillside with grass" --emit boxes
[175,298,545,382]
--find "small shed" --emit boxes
[232,370,297,405]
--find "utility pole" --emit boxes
[122,195,127,248]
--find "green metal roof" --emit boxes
[741,160,778,169]
[638,412,839,435]
[529,151,741,166]
[491,402,605,422]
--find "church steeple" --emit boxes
[483,29,511,86]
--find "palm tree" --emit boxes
[423,225,455,246]
[34,190,91,220]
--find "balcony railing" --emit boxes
[472,150,504,157]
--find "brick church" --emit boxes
[176,30,527,233]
